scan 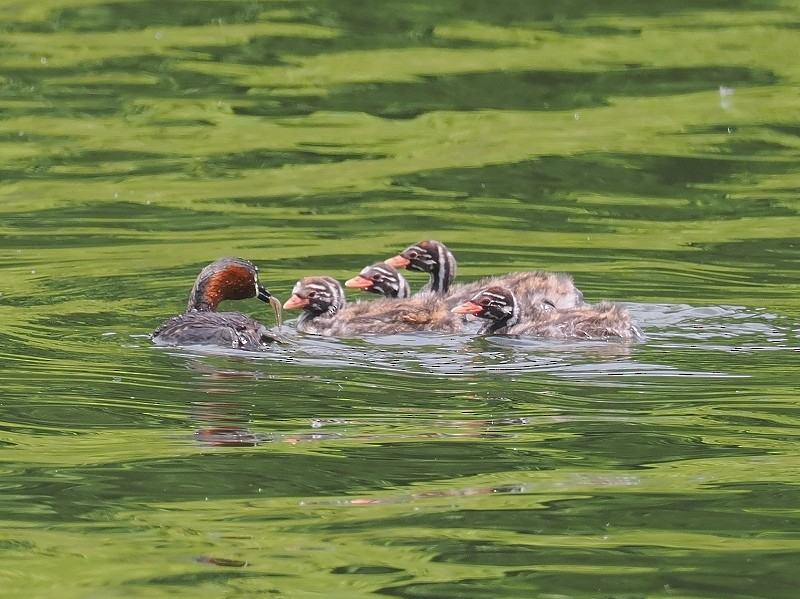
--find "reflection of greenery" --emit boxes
[0,1,797,305]
[2,2,799,203]
[0,2,798,303]
[1,8,798,235]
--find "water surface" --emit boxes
[1,1,799,597]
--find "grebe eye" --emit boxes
[480,298,491,306]
[307,290,317,299]
[407,251,418,259]
[373,274,383,282]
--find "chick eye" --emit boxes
[480,298,492,306]
[407,251,418,259]
[306,290,317,298]
[373,274,383,282]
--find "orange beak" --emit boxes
[452,301,483,315]
[283,294,309,310]
[385,255,410,269]
[344,275,374,290]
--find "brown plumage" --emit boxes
[152,257,284,350]
[385,239,584,309]
[283,275,463,336]
[453,286,644,340]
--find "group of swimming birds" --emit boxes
[152,239,644,350]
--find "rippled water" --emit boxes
[2,1,800,597]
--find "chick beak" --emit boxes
[283,294,309,310]
[452,301,484,315]
[344,275,374,291]
[385,255,410,269]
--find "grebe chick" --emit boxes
[283,275,462,336]
[385,239,584,309]
[344,262,411,298]
[453,286,643,340]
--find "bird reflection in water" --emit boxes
[185,361,265,447]
[190,400,262,448]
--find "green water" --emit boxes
[2,1,800,597]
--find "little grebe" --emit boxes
[453,286,643,340]
[283,275,462,336]
[344,262,412,298]
[152,257,284,350]
[385,239,584,309]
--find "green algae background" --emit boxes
[1,1,799,597]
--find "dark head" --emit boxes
[344,262,412,299]
[187,257,282,324]
[385,239,456,293]
[452,286,519,334]
[283,276,345,317]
